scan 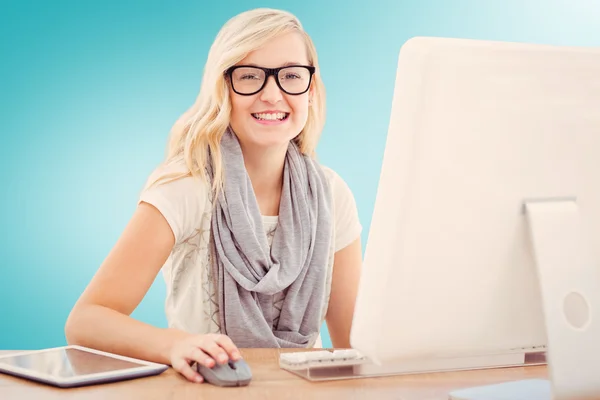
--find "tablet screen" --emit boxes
[0,348,145,378]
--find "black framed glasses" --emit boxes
[226,65,315,96]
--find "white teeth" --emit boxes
[252,112,287,121]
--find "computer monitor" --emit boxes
[348,37,600,399]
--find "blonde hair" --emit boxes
[149,8,326,196]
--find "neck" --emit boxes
[240,142,288,216]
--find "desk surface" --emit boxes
[0,349,547,400]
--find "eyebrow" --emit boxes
[241,61,307,67]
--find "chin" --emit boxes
[249,131,295,149]
[240,122,302,149]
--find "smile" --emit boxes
[251,112,289,121]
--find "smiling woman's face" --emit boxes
[227,31,314,151]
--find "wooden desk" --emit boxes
[0,349,547,400]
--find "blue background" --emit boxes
[1,0,599,350]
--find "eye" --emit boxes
[239,74,260,80]
[283,73,301,79]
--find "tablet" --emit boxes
[0,345,169,388]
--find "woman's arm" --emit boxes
[325,237,363,348]
[64,202,240,381]
[64,202,184,364]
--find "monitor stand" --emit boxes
[449,199,600,400]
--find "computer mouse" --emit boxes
[195,358,252,387]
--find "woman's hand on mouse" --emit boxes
[169,333,242,383]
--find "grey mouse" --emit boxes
[195,358,252,387]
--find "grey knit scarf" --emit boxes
[208,127,333,348]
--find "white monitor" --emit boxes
[349,37,600,399]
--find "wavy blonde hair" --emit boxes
[148,8,326,196]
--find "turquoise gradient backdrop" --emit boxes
[1,0,599,350]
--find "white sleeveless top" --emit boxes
[138,159,362,348]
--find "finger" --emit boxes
[172,357,204,383]
[188,347,215,368]
[215,335,242,360]
[198,339,229,364]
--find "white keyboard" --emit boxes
[279,349,368,370]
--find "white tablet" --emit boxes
[0,345,169,388]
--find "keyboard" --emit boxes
[279,349,368,370]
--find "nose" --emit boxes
[259,75,283,104]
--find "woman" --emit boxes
[65,7,363,383]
